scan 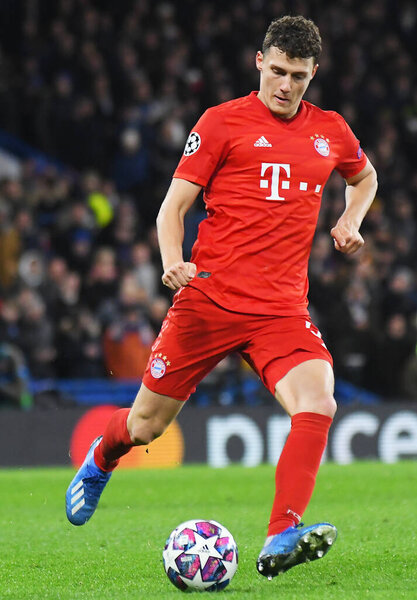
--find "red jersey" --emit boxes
[174,91,367,316]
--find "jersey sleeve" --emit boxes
[173,107,229,187]
[334,114,368,179]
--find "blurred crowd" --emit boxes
[0,0,416,404]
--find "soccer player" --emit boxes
[66,16,377,578]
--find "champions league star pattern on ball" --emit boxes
[163,519,238,591]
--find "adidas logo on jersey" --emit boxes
[254,136,272,147]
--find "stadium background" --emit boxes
[0,0,416,465]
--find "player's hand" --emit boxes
[162,261,197,290]
[330,221,364,254]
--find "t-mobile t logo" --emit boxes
[260,162,291,201]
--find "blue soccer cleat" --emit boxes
[256,522,337,578]
[65,436,112,526]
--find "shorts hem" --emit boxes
[142,377,191,402]
[264,351,333,396]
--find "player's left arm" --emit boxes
[331,159,378,254]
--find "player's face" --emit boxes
[256,48,318,119]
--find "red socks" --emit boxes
[94,408,133,471]
[268,411,332,536]
[92,408,331,524]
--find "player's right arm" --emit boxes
[157,178,202,290]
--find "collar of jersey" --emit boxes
[249,91,307,126]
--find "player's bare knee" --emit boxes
[293,394,337,418]
[128,417,165,446]
[315,396,337,418]
[128,424,153,446]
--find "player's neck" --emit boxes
[255,91,304,122]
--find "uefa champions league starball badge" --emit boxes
[183,131,201,156]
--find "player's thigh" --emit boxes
[242,315,335,416]
[143,286,244,401]
[274,358,336,417]
[127,383,185,444]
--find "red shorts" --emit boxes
[143,286,333,401]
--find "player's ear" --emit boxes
[311,64,319,79]
[256,51,263,71]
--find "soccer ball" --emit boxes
[162,519,238,592]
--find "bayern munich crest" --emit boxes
[184,131,201,156]
[150,356,168,379]
[312,134,330,157]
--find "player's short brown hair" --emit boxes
[262,15,322,64]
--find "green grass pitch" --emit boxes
[0,462,416,599]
